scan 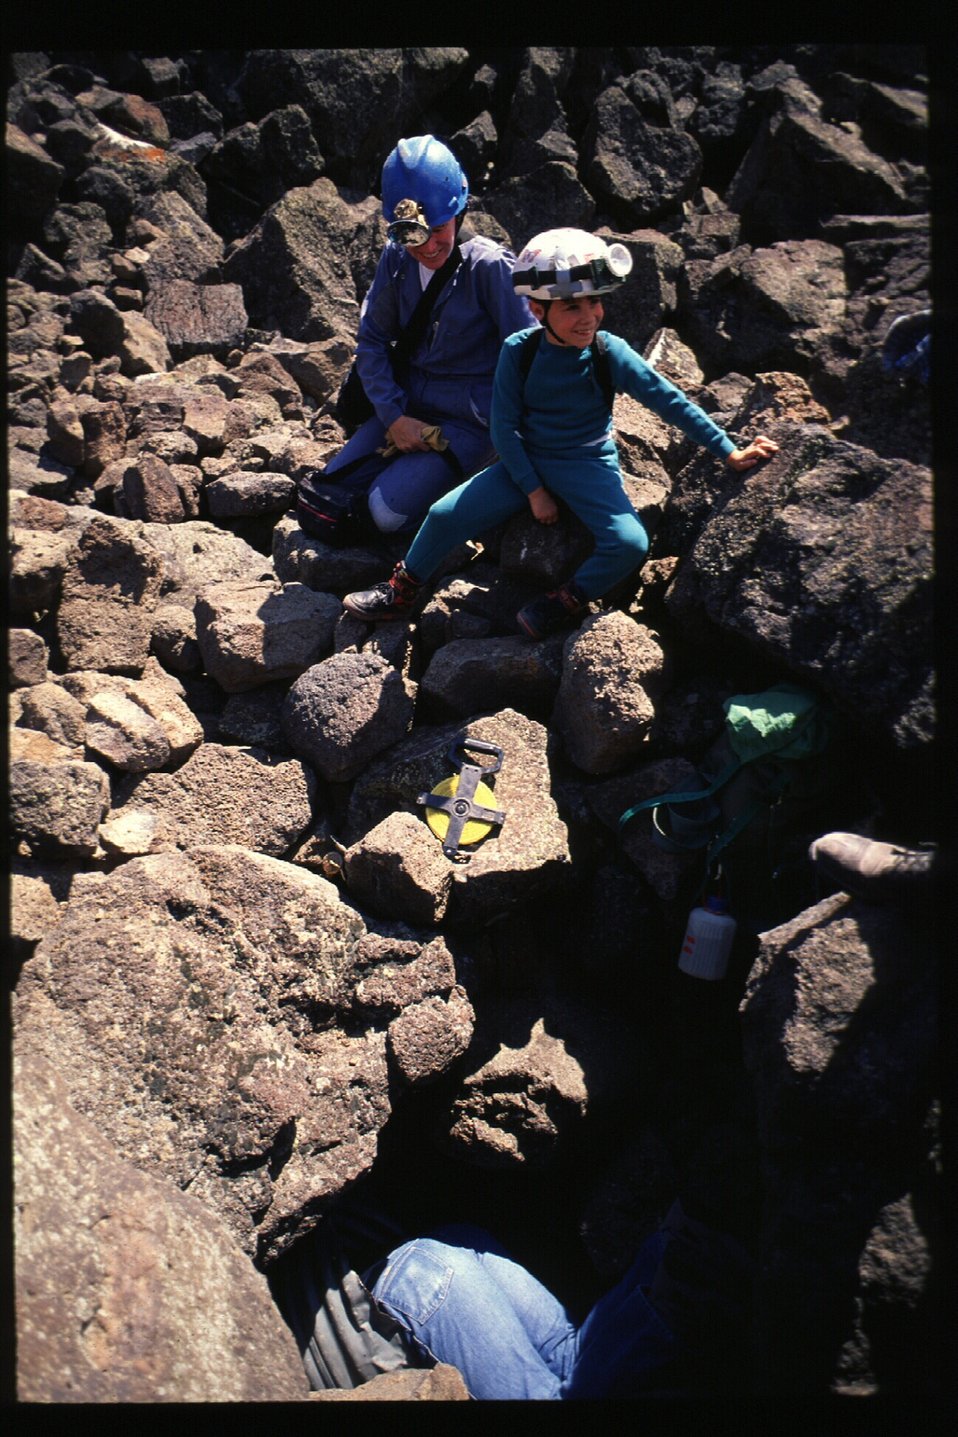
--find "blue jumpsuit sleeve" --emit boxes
[607,334,736,460]
[354,247,409,430]
[489,336,544,495]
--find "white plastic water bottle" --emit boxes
[678,895,737,980]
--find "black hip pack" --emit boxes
[295,450,388,548]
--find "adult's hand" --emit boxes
[386,416,432,453]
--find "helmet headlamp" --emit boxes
[387,198,431,247]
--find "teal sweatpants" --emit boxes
[404,446,649,600]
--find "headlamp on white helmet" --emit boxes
[513,229,633,300]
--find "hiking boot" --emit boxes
[808,831,937,905]
[649,1199,754,1341]
[516,581,588,639]
[342,561,423,621]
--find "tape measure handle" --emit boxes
[448,739,503,774]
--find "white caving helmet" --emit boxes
[512,228,633,300]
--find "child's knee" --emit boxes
[607,514,649,564]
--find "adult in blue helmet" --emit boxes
[323,135,535,535]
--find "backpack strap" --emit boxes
[516,328,615,410]
[393,244,463,363]
[618,755,744,837]
[592,331,614,409]
[517,325,545,383]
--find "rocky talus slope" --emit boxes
[7,45,943,1403]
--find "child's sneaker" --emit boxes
[516,581,588,639]
[342,562,423,621]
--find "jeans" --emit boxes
[404,447,649,600]
[326,411,495,534]
[368,1222,677,1400]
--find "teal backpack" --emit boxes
[619,683,832,895]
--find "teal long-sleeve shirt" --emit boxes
[489,327,737,496]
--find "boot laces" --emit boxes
[889,843,935,873]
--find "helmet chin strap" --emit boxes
[540,299,575,346]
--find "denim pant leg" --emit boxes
[324,416,389,471]
[559,1229,678,1398]
[370,1226,576,1400]
[404,461,526,582]
[368,449,466,534]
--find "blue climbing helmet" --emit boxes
[381,136,469,246]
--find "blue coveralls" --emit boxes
[405,327,738,599]
[325,235,535,533]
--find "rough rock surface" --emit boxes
[14,1050,310,1402]
[7,44,939,1403]
[14,845,472,1263]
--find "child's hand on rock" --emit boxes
[726,435,780,471]
[528,486,559,524]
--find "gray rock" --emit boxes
[283,650,416,784]
[664,422,933,749]
[587,755,706,903]
[553,612,666,774]
[115,308,172,377]
[144,277,248,358]
[14,1049,310,1402]
[387,988,476,1087]
[45,393,86,467]
[345,709,571,929]
[9,747,111,858]
[598,230,686,351]
[205,469,296,517]
[104,742,315,856]
[6,121,65,226]
[740,894,936,1150]
[195,579,341,693]
[440,976,634,1170]
[138,189,224,286]
[150,603,202,675]
[223,178,369,344]
[115,452,189,522]
[15,679,88,749]
[8,860,75,966]
[272,511,430,595]
[419,635,564,725]
[78,395,127,477]
[740,894,940,1395]
[481,160,595,247]
[311,1364,469,1400]
[13,846,380,1259]
[583,86,703,225]
[8,628,49,687]
[84,688,172,771]
[344,810,454,927]
[57,513,163,674]
[131,518,274,605]
[6,445,74,499]
[43,200,113,286]
[726,75,909,243]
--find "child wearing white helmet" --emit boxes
[343,227,778,636]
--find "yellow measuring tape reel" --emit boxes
[418,739,506,863]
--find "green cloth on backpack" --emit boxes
[723,683,828,765]
[618,683,830,842]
